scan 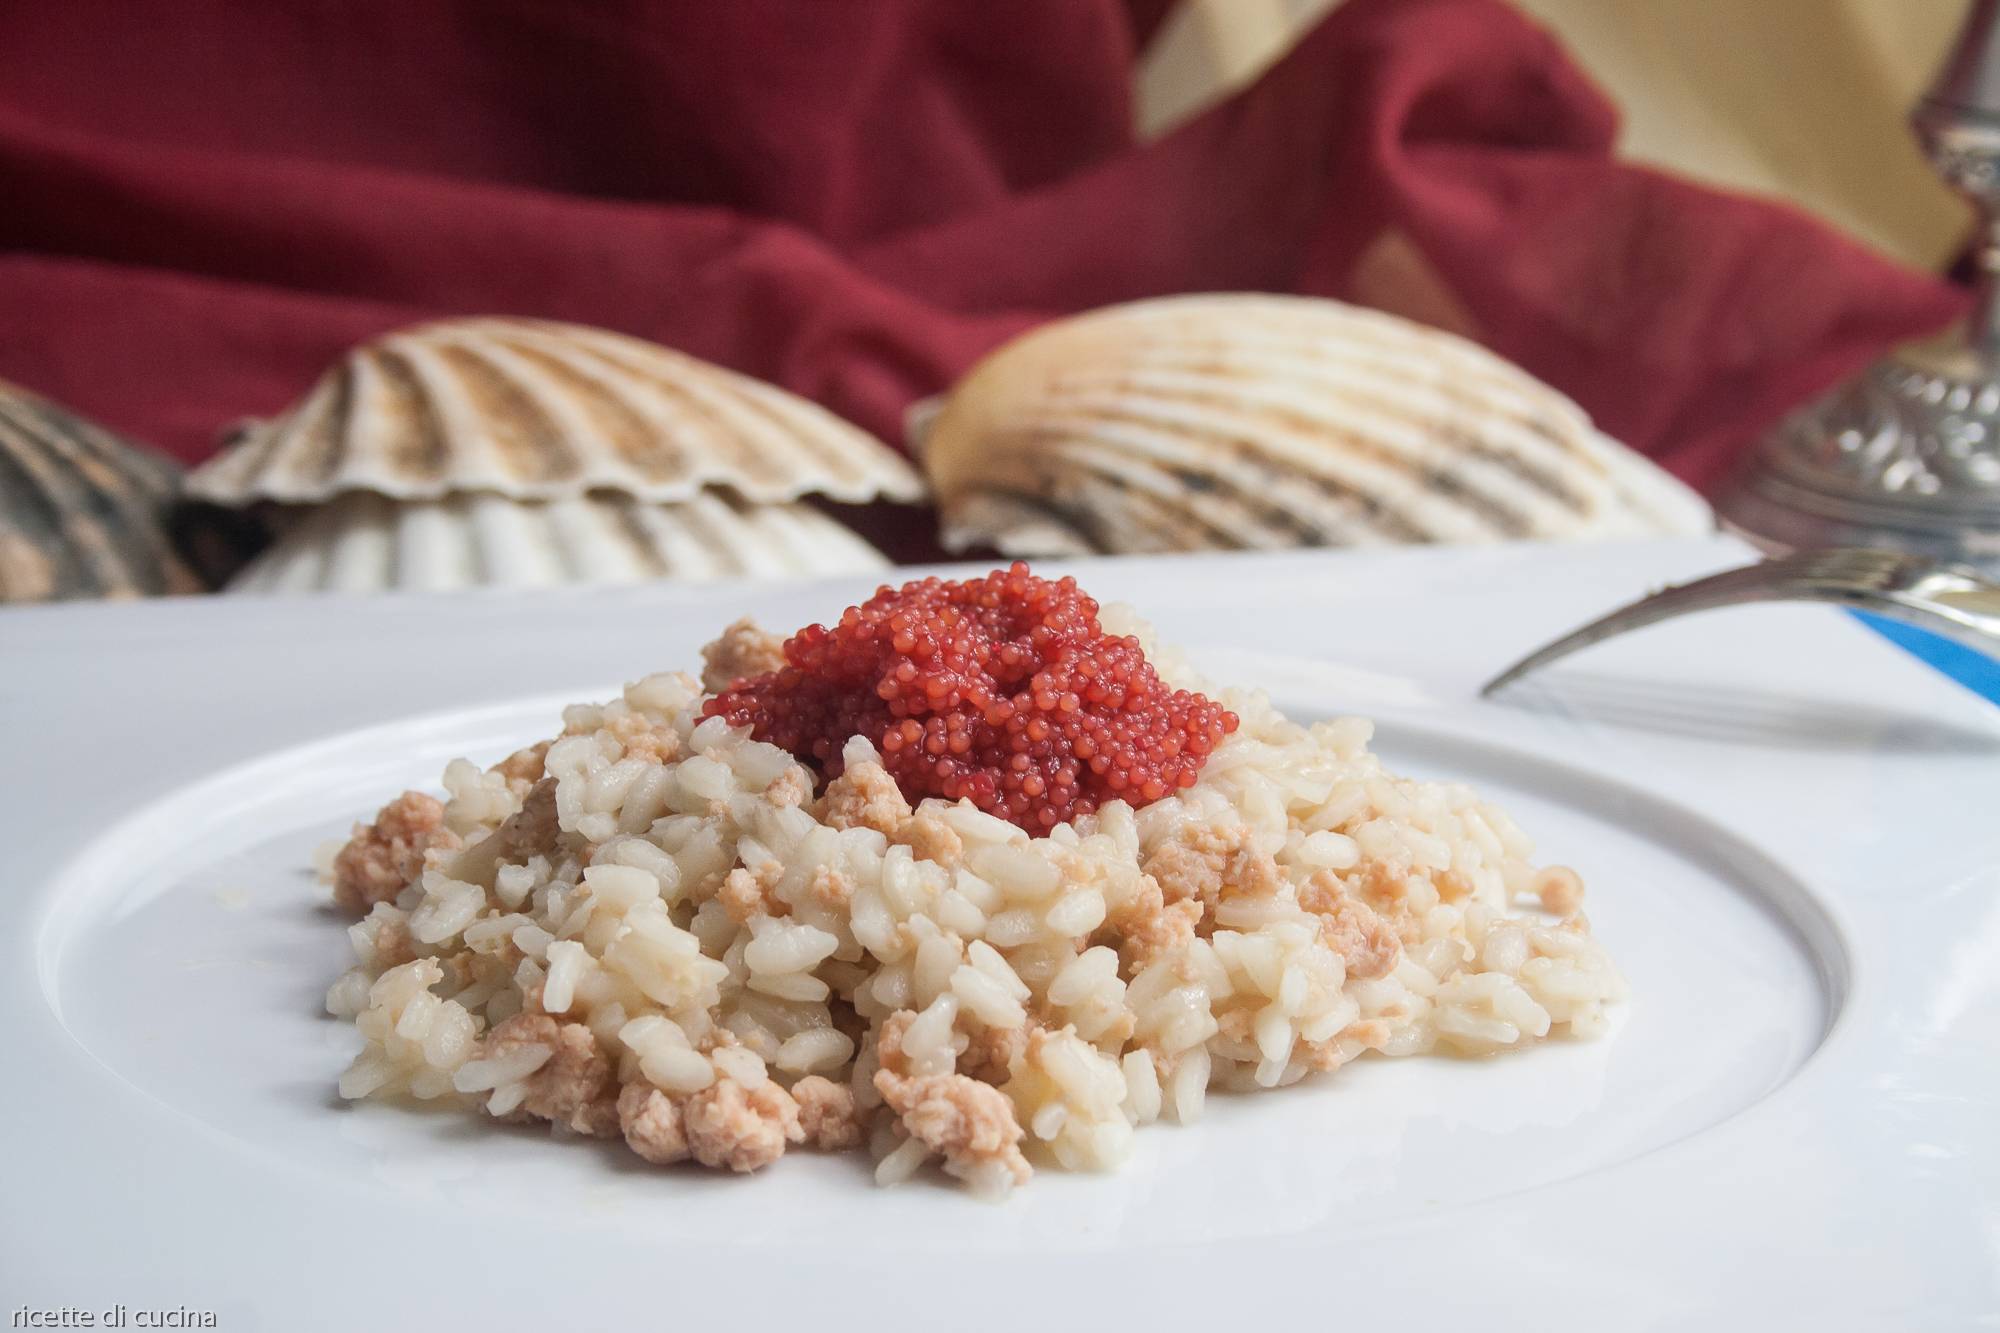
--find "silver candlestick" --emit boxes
[1721,0,2000,574]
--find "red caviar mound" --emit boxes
[703,564,1238,831]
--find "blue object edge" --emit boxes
[1849,610,2000,705]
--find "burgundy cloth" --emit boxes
[0,0,1966,502]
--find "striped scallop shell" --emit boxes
[918,295,1710,555]
[188,318,925,506]
[227,491,889,596]
[0,379,207,602]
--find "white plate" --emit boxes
[4,537,1996,1330]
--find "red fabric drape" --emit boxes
[0,0,1965,497]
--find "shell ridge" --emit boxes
[39,400,182,498]
[1093,321,1584,424]
[0,409,88,597]
[921,293,1709,556]
[539,332,804,499]
[938,491,1100,557]
[1055,447,1306,550]
[675,490,747,577]
[468,492,546,587]
[2,396,172,526]
[190,379,325,503]
[621,496,710,576]
[1053,355,1603,483]
[545,324,922,503]
[220,486,897,593]
[603,495,672,580]
[323,491,390,590]
[536,495,610,584]
[1040,376,1595,532]
[746,495,831,571]
[1068,468,1258,553]
[188,317,923,506]
[371,345,468,496]
[1021,398,1537,541]
[721,373,900,498]
[0,400,164,596]
[500,328,711,490]
[419,341,578,493]
[582,337,839,502]
[472,330,692,486]
[1062,441,1391,548]
[313,363,361,501]
[995,413,1469,543]
[427,330,594,489]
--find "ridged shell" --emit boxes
[0,379,207,603]
[188,318,926,506]
[918,295,1710,555]
[226,491,890,595]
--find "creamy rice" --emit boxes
[323,611,1624,1196]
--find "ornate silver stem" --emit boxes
[1722,0,2000,573]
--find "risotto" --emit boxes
[322,566,1624,1196]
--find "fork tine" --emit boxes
[1481,548,2000,696]
[1480,585,1719,696]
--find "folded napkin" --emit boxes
[0,0,1966,500]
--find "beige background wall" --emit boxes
[1137,0,1972,271]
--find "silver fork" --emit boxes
[1481,548,2000,696]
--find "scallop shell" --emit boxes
[188,318,926,506]
[226,491,890,595]
[918,294,1710,555]
[0,379,208,603]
